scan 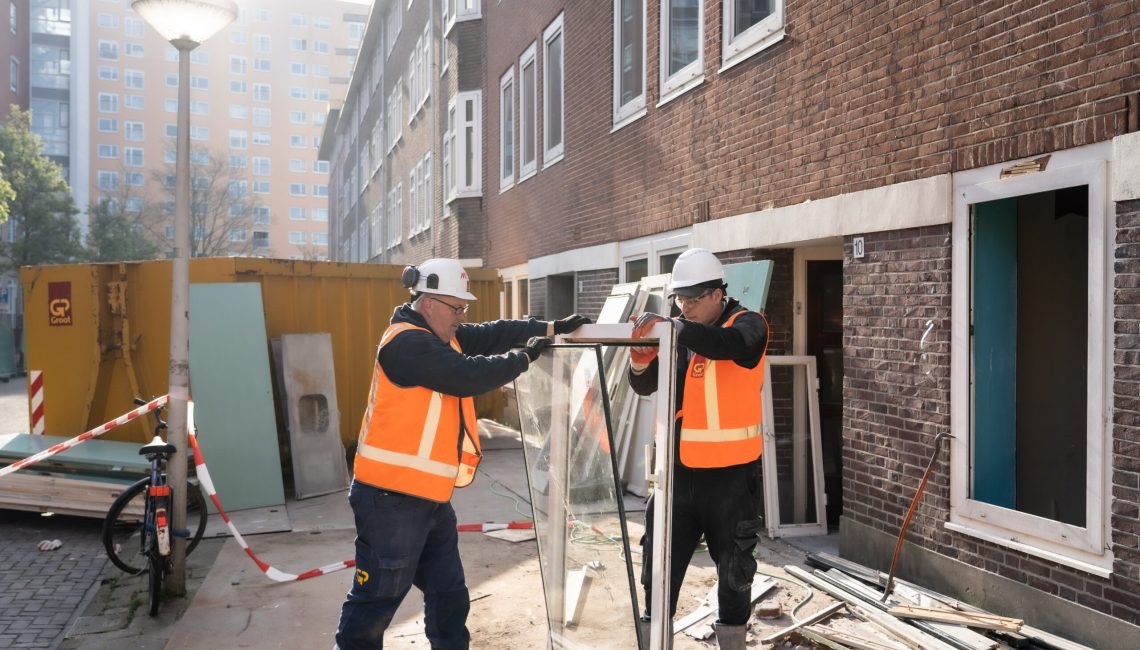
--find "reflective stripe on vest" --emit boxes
[353,323,482,502]
[678,310,767,468]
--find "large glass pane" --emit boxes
[733,0,773,38]
[515,345,640,649]
[770,364,820,526]
[544,33,563,150]
[619,0,643,105]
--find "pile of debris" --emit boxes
[755,552,1091,650]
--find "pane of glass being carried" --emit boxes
[515,345,640,649]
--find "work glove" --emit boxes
[629,312,678,370]
[553,314,592,335]
[523,336,553,362]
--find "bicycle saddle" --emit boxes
[140,435,177,456]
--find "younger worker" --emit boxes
[628,248,769,650]
[334,258,590,650]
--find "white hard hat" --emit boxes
[668,248,725,296]
[402,258,477,301]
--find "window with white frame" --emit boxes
[289,231,306,245]
[386,6,401,58]
[660,0,703,101]
[254,58,270,71]
[7,57,15,93]
[371,121,383,174]
[252,206,270,224]
[446,91,481,200]
[253,132,270,146]
[10,1,16,34]
[443,0,454,33]
[370,203,382,256]
[124,69,143,89]
[252,156,270,176]
[124,95,144,110]
[721,0,783,69]
[289,183,306,196]
[230,228,247,242]
[190,100,208,115]
[457,0,480,21]
[518,43,537,180]
[124,121,143,141]
[97,143,118,158]
[543,14,565,167]
[313,208,328,222]
[123,147,143,167]
[191,76,208,90]
[289,207,306,221]
[97,171,118,191]
[98,118,118,132]
[950,149,1112,575]
[408,164,420,234]
[166,73,178,86]
[125,43,144,58]
[253,33,271,52]
[125,17,144,37]
[408,41,420,120]
[229,129,248,149]
[98,40,118,60]
[252,108,271,127]
[98,93,118,113]
[231,80,248,93]
[126,172,144,186]
[230,155,246,169]
[499,67,514,191]
[229,104,248,119]
[289,158,305,172]
[386,79,403,152]
[614,0,647,126]
[98,66,118,81]
[387,184,403,247]
[253,180,270,194]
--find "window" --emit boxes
[124,121,143,141]
[123,147,143,167]
[166,73,178,86]
[231,80,248,93]
[289,159,306,172]
[126,172,144,186]
[499,67,514,191]
[313,232,328,245]
[253,58,270,71]
[229,105,248,119]
[98,41,118,60]
[289,207,306,221]
[190,126,208,140]
[314,184,328,197]
[289,231,306,245]
[290,86,308,100]
[9,1,15,34]
[229,129,248,149]
[543,14,565,166]
[457,0,481,21]
[98,66,118,80]
[8,57,16,93]
[290,62,306,76]
[125,43,144,58]
[229,228,247,243]
[230,56,247,75]
[124,69,143,89]
[125,17,144,37]
[314,88,330,102]
[190,100,208,115]
[386,80,403,152]
[386,6,401,58]
[722,0,783,69]
[290,135,306,148]
[97,12,117,28]
[253,180,270,194]
[518,44,537,180]
[252,108,271,128]
[312,208,328,222]
[253,83,271,102]
[289,37,306,51]
[97,171,119,191]
[313,64,329,78]
[253,231,270,248]
[191,150,209,165]
[252,131,270,145]
[289,183,306,196]
[660,0,703,101]
[252,206,270,224]
[190,50,207,64]
[313,40,330,54]
[314,16,330,29]
[387,184,402,247]
[98,93,118,113]
[253,33,271,52]
[314,160,329,174]
[124,95,144,110]
[165,99,178,113]
[408,164,418,234]
[289,110,307,124]
[446,91,482,200]
[252,157,270,176]
[255,8,271,22]
[98,118,118,132]
[614,0,647,126]
[165,225,175,239]
[230,29,247,44]
[950,152,1112,575]
[165,124,177,137]
[98,143,118,158]
[229,155,246,169]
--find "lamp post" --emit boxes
[130,0,236,595]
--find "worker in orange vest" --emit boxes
[629,248,769,650]
[334,258,589,650]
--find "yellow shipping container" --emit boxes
[20,258,504,447]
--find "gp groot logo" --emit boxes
[48,282,73,326]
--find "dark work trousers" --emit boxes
[334,481,471,650]
[640,461,762,626]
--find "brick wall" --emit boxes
[1113,199,1140,621]
[575,268,618,321]
[483,1,1138,269]
[844,221,1140,626]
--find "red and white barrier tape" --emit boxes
[29,370,45,436]
[0,395,167,479]
[457,521,534,532]
[186,401,355,582]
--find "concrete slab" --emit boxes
[203,504,292,538]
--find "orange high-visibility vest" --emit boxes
[353,323,482,502]
[678,310,767,468]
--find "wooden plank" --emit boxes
[759,601,847,644]
[0,471,140,519]
[675,577,776,635]
[888,605,1023,633]
[806,625,910,650]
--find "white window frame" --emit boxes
[518,42,538,181]
[659,0,704,105]
[455,91,481,198]
[948,144,1113,576]
[612,0,647,129]
[542,13,565,168]
[499,66,515,192]
[387,184,403,248]
[456,0,480,21]
[721,0,784,71]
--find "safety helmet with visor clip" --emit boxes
[667,248,727,298]
[401,258,478,301]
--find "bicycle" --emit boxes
[101,399,208,616]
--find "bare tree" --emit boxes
[87,164,160,262]
[144,147,267,258]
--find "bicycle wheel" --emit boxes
[147,550,163,616]
[103,477,209,574]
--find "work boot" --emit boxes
[713,622,747,650]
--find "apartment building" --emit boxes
[321,0,487,267]
[481,2,1140,649]
[2,0,29,117]
[21,0,361,258]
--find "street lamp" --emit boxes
[131,0,236,595]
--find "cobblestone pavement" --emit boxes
[0,510,107,649]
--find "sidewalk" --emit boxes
[61,440,839,649]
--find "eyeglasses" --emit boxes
[427,295,470,316]
[674,289,716,309]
